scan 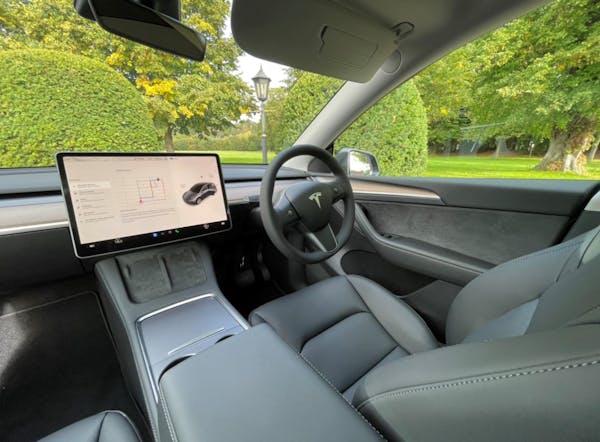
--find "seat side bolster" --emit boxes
[445,237,584,344]
[346,275,439,353]
[353,324,600,441]
[98,411,142,442]
[39,411,140,442]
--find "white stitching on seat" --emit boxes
[159,388,178,442]
[357,358,600,411]
[294,351,387,440]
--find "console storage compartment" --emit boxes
[158,324,382,442]
[137,294,244,392]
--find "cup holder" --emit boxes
[159,354,194,382]
[215,334,234,344]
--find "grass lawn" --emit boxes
[423,156,600,180]
[206,150,277,164]
[185,150,600,180]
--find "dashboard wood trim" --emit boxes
[351,179,442,201]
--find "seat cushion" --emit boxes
[39,411,140,442]
[249,275,438,399]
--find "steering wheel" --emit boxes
[259,145,355,264]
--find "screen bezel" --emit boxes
[56,152,232,258]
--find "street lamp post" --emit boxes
[252,65,271,164]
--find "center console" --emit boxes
[96,240,383,442]
[137,293,245,401]
[95,240,248,440]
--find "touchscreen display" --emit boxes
[57,153,231,257]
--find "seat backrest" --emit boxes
[446,226,600,345]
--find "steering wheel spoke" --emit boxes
[302,223,338,253]
[273,194,300,227]
[329,177,349,202]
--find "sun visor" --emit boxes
[231,0,400,82]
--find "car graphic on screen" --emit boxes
[182,182,217,205]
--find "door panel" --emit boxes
[316,177,600,340]
[358,177,598,215]
[360,201,567,265]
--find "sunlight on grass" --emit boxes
[178,150,276,164]
[184,150,600,180]
[423,156,600,180]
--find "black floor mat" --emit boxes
[0,283,144,441]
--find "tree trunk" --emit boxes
[534,131,567,170]
[587,139,599,162]
[164,125,174,153]
[494,137,509,158]
[535,116,596,173]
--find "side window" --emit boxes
[338,0,599,179]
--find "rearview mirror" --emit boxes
[75,0,206,61]
[336,148,380,177]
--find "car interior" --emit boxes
[2,0,600,441]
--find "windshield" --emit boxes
[0,0,295,167]
[1,0,598,180]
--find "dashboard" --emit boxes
[0,164,307,291]
[0,163,441,291]
[0,165,307,237]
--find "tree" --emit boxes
[338,80,428,175]
[0,0,253,151]
[470,0,600,172]
[273,71,427,175]
[271,71,343,150]
[415,49,475,152]
[264,87,289,151]
[0,49,159,167]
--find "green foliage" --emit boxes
[264,87,287,151]
[0,0,253,150]
[174,122,260,151]
[471,0,600,139]
[0,49,159,167]
[338,81,428,175]
[271,72,343,150]
[415,0,600,170]
[415,49,474,149]
[271,72,427,175]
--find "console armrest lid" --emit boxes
[158,324,381,442]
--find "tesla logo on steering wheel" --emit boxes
[309,192,322,209]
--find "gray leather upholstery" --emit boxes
[251,226,600,440]
[354,323,600,441]
[39,411,140,442]
[249,275,439,398]
[446,232,588,344]
[158,324,382,442]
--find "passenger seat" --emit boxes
[39,410,140,442]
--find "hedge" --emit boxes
[271,72,428,175]
[338,80,428,176]
[0,49,160,167]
